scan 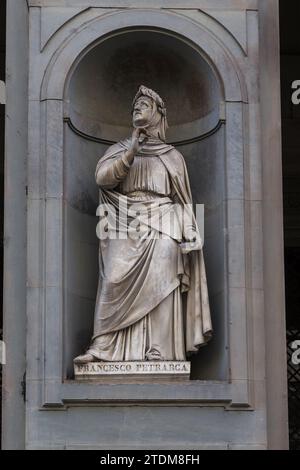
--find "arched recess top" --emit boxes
[41,9,247,103]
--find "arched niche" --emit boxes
[66,30,222,143]
[63,29,227,381]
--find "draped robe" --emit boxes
[88,137,212,361]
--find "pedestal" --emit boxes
[74,361,191,382]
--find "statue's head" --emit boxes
[132,85,168,142]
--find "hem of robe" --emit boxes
[88,286,186,362]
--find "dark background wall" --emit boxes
[280,0,300,450]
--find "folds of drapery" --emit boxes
[93,139,213,354]
[90,286,186,361]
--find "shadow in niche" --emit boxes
[63,30,228,381]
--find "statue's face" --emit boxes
[132,97,154,127]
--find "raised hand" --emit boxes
[122,128,148,166]
[128,128,148,156]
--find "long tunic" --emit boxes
[89,148,185,361]
[87,138,212,362]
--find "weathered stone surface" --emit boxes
[74,361,191,382]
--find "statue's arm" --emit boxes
[95,148,133,189]
[95,131,147,189]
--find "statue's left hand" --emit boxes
[180,239,202,254]
[181,229,203,253]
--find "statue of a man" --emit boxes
[74,85,212,364]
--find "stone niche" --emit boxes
[63,29,227,381]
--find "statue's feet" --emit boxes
[146,349,164,361]
[73,353,97,364]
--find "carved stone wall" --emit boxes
[2,0,289,450]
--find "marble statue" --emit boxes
[74,85,212,364]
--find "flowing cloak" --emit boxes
[93,138,212,355]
